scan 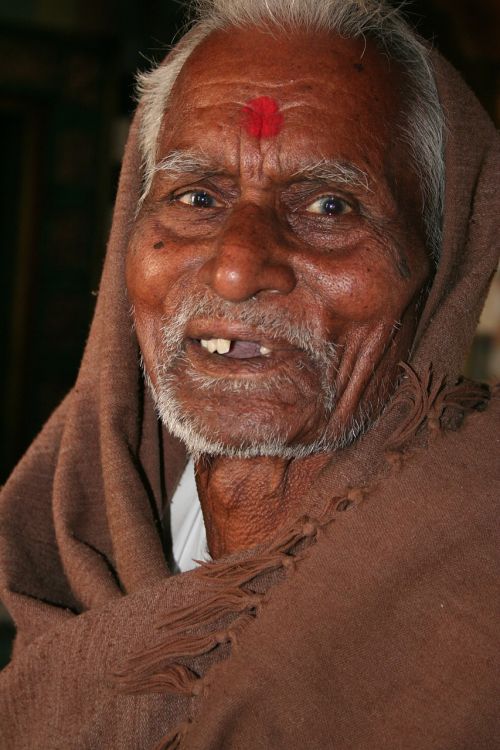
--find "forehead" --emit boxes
[159,26,406,175]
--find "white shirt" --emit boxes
[170,458,209,573]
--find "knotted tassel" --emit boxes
[153,720,191,750]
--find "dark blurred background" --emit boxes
[0,0,499,666]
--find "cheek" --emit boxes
[126,237,179,376]
[306,260,411,328]
[126,243,170,311]
[126,219,194,314]
[126,217,211,312]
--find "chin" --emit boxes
[151,381,370,460]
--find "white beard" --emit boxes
[141,291,370,460]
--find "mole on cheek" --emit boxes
[153,241,165,250]
[241,96,284,139]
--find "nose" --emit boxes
[199,203,296,302]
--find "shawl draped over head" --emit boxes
[0,31,499,750]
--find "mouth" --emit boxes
[157,321,337,435]
[193,337,271,358]
[184,322,300,359]
[185,338,298,375]
[180,323,306,378]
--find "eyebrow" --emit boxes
[154,150,371,192]
[154,149,220,176]
[290,159,371,192]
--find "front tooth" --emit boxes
[260,346,271,355]
[201,339,210,350]
[207,339,217,353]
[216,338,231,354]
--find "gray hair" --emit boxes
[136,0,444,260]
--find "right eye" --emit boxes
[174,190,222,208]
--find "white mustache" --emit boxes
[159,290,339,368]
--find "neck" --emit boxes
[195,452,331,559]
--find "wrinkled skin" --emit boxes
[126,27,431,558]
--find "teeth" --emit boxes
[216,338,231,354]
[199,339,272,356]
[200,338,231,354]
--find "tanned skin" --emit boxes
[126,27,431,559]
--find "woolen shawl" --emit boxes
[0,44,498,749]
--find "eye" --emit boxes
[175,190,222,208]
[305,195,352,216]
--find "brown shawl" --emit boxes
[0,42,498,750]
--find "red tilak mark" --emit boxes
[241,96,284,139]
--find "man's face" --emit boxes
[127,27,431,458]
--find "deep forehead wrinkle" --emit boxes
[182,76,326,93]
[180,64,379,97]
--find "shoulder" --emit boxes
[386,380,500,498]
[371,384,500,541]
[424,383,500,486]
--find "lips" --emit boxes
[184,322,298,362]
[199,338,271,358]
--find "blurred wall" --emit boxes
[0,0,186,485]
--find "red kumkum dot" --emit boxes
[241,96,284,139]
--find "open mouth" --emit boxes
[183,323,306,373]
[183,336,308,391]
[195,338,271,359]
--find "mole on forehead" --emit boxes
[241,96,284,139]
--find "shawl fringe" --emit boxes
[384,363,489,452]
[154,721,192,750]
[113,515,324,697]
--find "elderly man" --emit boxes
[0,1,498,748]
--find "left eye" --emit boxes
[175,190,221,208]
[305,195,352,216]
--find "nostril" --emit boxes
[206,257,295,302]
[199,212,296,301]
